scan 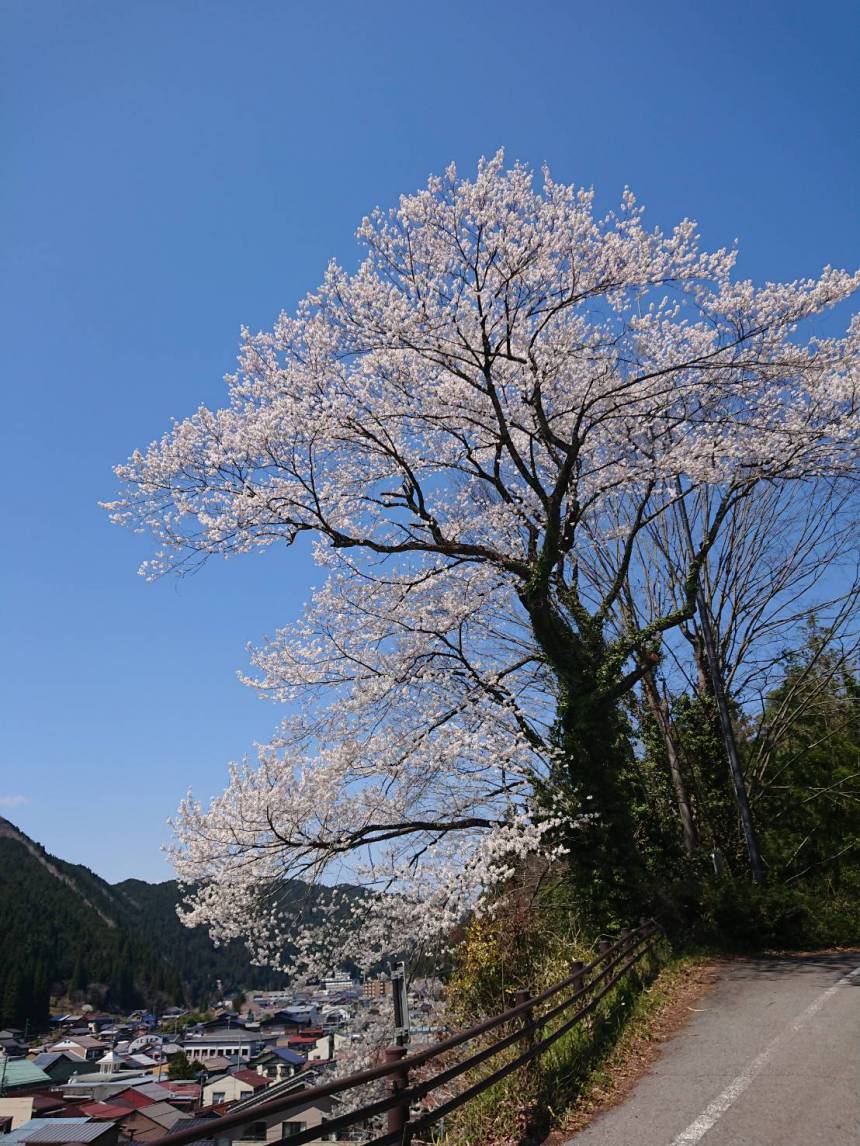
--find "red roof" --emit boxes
[79,1102,134,1121]
[108,1088,159,1109]
[232,1070,267,1089]
[166,1083,200,1098]
[30,1097,66,1115]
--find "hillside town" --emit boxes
[0,974,445,1145]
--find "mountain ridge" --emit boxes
[0,817,297,1027]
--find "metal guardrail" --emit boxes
[150,919,662,1146]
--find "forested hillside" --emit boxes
[0,823,182,1028]
[0,820,308,1029]
[113,878,290,1002]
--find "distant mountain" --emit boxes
[113,877,291,1003]
[0,817,338,1030]
[0,816,181,1029]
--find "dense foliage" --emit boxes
[629,628,860,946]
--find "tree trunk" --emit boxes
[522,587,648,918]
[641,669,698,858]
[555,677,649,920]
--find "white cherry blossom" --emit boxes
[107,153,860,973]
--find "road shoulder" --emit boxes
[542,956,723,1145]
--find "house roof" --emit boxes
[133,1103,190,1129]
[197,1056,232,1071]
[30,1096,66,1115]
[181,1032,263,1044]
[77,1103,131,1121]
[2,1119,89,1146]
[107,1084,168,1109]
[32,1053,85,1069]
[22,1123,116,1143]
[60,1074,156,1092]
[50,1038,104,1051]
[0,1059,52,1089]
[126,1054,156,1068]
[271,1048,306,1065]
[130,1083,174,1101]
[164,1084,200,1098]
[230,1070,267,1090]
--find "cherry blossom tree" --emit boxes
[107,153,860,971]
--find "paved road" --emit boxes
[565,952,860,1146]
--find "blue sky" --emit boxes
[2,0,858,882]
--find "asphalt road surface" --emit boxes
[565,952,860,1146]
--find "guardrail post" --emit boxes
[597,937,611,960]
[620,927,632,952]
[384,1045,410,1140]
[571,959,586,996]
[514,988,534,1047]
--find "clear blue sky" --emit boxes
[2,0,858,882]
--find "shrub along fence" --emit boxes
[151,919,662,1146]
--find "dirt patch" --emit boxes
[541,957,724,1145]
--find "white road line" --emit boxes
[668,963,860,1146]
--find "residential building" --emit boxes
[46,1037,105,1063]
[248,1048,305,1083]
[361,978,390,1000]
[181,1032,271,1063]
[116,1102,192,1142]
[60,1072,162,1100]
[0,1058,52,1093]
[201,1070,268,1107]
[209,1075,335,1146]
[30,1052,87,1085]
[305,1033,349,1063]
[321,976,353,997]
[0,1031,28,1057]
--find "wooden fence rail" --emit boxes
[150,918,662,1146]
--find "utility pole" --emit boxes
[675,479,765,884]
[391,963,410,1048]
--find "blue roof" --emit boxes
[272,1048,306,1065]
